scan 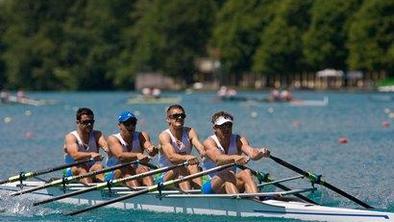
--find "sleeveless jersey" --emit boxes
[64,130,98,164]
[202,134,238,177]
[106,132,141,167]
[159,128,192,167]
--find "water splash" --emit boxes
[0,190,60,217]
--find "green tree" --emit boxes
[1,0,72,90]
[303,0,362,71]
[0,2,6,88]
[347,0,394,75]
[252,0,312,77]
[129,0,218,85]
[210,0,279,85]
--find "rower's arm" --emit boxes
[96,131,109,153]
[239,136,270,160]
[107,135,146,162]
[65,134,96,160]
[140,131,158,156]
[188,128,206,157]
[204,138,247,165]
[159,132,196,164]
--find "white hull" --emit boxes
[1,181,393,222]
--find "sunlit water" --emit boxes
[0,91,393,221]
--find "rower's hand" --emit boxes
[258,147,270,158]
[137,153,150,163]
[146,145,157,154]
[199,149,206,158]
[90,153,102,161]
[234,156,250,165]
[186,156,199,165]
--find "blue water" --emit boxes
[0,91,393,221]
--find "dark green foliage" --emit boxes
[303,0,362,71]
[347,0,394,74]
[0,0,392,90]
[252,0,312,75]
[211,0,278,84]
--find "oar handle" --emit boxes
[269,154,373,209]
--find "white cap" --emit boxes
[214,116,233,126]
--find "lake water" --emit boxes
[0,91,393,222]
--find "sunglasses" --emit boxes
[216,122,233,129]
[79,119,95,125]
[169,113,186,120]
[122,118,137,127]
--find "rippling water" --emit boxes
[0,91,393,221]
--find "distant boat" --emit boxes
[1,95,57,106]
[127,95,181,104]
[289,97,329,107]
[378,85,394,92]
[218,96,329,107]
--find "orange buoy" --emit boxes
[338,136,348,144]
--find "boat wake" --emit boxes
[0,190,60,217]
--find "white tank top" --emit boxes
[159,128,191,166]
[107,132,141,167]
[202,134,238,177]
[64,130,98,164]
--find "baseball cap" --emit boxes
[214,116,233,126]
[118,111,137,123]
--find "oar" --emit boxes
[66,163,235,216]
[269,155,373,209]
[0,158,98,185]
[257,175,304,188]
[237,165,318,205]
[34,161,189,206]
[11,160,142,196]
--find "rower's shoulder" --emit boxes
[203,136,215,146]
[159,130,171,142]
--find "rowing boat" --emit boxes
[289,96,329,106]
[127,96,181,104]
[1,181,392,222]
[2,95,56,106]
[218,96,329,106]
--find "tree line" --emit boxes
[0,0,392,90]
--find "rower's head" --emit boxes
[212,111,233,136]
[76,107,95,132]
[118,111,137,133]
[166,104,186,128]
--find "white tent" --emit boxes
[316,69,344,78]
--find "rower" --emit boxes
[158,104,205,190]
[64,107,108,184]
[106,111,158,187]
[202,111,270,194]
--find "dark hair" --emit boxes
[211,111,233,124]
[76,107,94,120]
[166,104,185,116]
